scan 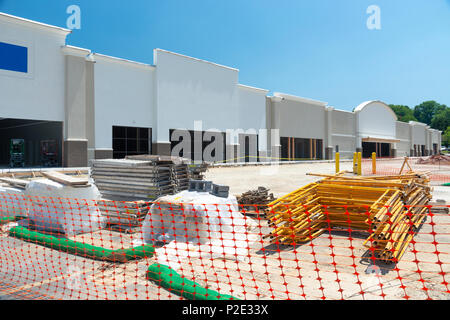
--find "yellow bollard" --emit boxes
[372,152,376,174]
[335,152,340,173]
[353,152,357,174]
[357,152,362,176]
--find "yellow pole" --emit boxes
[353,152,357,174]
[372,152,376,174]
[357,152,362,176]
[335,152,340,173]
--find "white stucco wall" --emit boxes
[154,49,240,142]
[331,109,356,155]
[236,85,267,131]
[93,55,155,149]
[272,94,326,140]
[431,130,440,144]
[410,122,427,146]
[0,17,68,122]
[331,109,355,135]
[396,121,411,156]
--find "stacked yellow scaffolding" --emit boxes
[265,160,431,263]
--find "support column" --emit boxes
[64,139,88,167]
[94,149,113,159]
[271,145,281,162]
[325,147,334,160]
[226,144,239,163]
[63,48,91,167]
[391,148,397,158]
[152,142,172,156]
[324,107,334,160]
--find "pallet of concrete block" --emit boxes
[97,199,150,228]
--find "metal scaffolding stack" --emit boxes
[266,167,432,264]
[90,156,190,201]
[171,164,190,192]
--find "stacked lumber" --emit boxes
[266,170,432,264]
[91,157,190,201]
[97,200,150,227]
[0,177,29,189]
[41,171,90,187]
[0,170,89,189]
[237,187,276,212]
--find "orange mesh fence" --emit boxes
[361,157,450,184]
[0,194,449,300]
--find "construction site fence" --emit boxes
[0,194,448,300]
[360,157,450,184]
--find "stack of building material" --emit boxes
[97,200,150,231]
[416,154,450,165]
[127,155,190,192]
[91,159,173,200]
[0,169,89,188]
[91,156,191,200]
[266,171,431,264]
[41,171,90,187]
[172,164,190,192]
[237,187,276,212]
[188,162,209,180]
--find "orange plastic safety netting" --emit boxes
[0,194,449,300]
[361,157,450,184]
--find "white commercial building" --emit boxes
[0,13,442,167]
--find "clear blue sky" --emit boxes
[1,0,449,111]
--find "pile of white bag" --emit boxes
[0,178,105,236]
[0,186,27,218]
[141,190,260,267]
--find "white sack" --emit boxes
[25,178,105,236]
[0,186,28,218]
[142,190,259,263]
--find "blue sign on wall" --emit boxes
[0,42,28,73]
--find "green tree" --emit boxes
[443,127,450,148]
[413,101,447,126]
[388,105,417,123]
[431,108,450,132]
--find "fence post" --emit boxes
[372,152,376,174]
[335,152,340,173]
[357,152,362,176]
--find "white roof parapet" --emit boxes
[237,84,269,94]
[154,48,239,72]
[92,53,155,70]
[0,12,71,36]
[354,100,398,121]
[409,121,428,127]
[61,45,91,57]
[272,92,328,107]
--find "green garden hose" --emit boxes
[146,263,239,300]
[0,216,26,225]
[9,226,154,263]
